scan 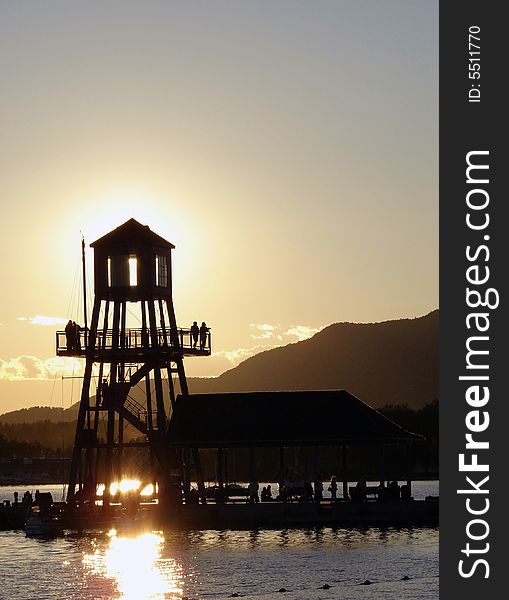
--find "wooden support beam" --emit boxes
[192,448,207,504]
[224,448,229,489]
[166,299,189,396]
[217,448,224,494]
[342,445,348,500]
[249,447,256,482]
[378,444,386,490]
[406,442,413,498]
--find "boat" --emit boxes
[205,483,250,501]
[25,508,64,537]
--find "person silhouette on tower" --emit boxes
[199,321,209,351]
[65,320,74,352]
[191,321,199,348]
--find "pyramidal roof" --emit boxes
[90,218,175,249]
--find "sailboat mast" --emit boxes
[82,237,88,349]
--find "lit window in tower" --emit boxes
[129,255,138,286]
[155,255,168,287]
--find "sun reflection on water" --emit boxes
[84,529,182,599]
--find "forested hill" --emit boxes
[0,405,78,424]
[188,310,438,409]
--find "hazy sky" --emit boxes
[0,0,437,412]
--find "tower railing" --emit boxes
[56,327,211,357]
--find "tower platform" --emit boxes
[56,327,211,358]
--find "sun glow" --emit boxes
[84,530,182,599]
[76,189,194,252]
[96,479,142,497]
[140,483,155,497]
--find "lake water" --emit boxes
[0,482,438,600]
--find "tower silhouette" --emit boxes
[57,219,210,505]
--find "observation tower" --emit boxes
[57,218,210,505]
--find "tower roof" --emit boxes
[90,218,175,249]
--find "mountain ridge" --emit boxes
[188,310,438,409]
[0,310,438,424]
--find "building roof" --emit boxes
[90,218,175,249]
[166,390,422,447]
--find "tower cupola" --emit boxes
[90,218,175,301]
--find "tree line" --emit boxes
[0,401,438,463]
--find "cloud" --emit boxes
[207,323,323,373]
[17,315,68,326]
[250,324,277,332]
[249,323,282,341]
[249,322,322,342]
[0,355,84,381]
[212,344,277,366]
[283,325,322,341]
